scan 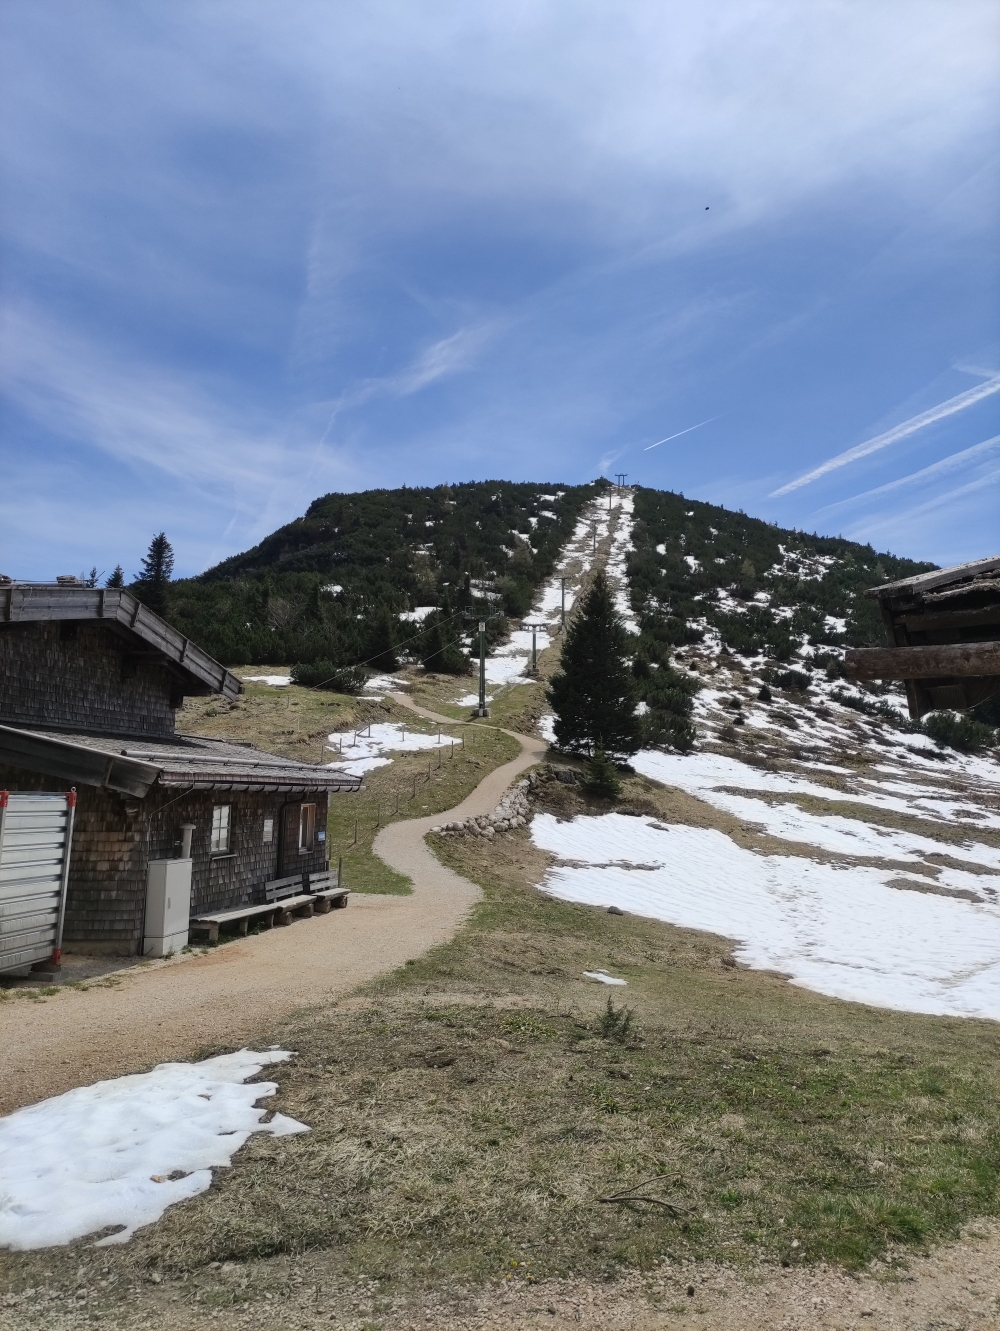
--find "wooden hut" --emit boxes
[844,554,1000,718]
[0,579,359,970]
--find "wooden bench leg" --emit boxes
[297,902,315,919]
[274,908,292,927]
[238,918,249,936]
[313,897,332,915]
[334,895,348,909]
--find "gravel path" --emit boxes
[0,704,545,1115]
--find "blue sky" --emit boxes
[1,1,998,580]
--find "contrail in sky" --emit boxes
[770,374,1000,496]
[816,434,1000,514]
[644,416,718,450]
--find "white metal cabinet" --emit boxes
[144,859,192,957]
[0,790,76,974]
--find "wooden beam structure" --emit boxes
[844,641,1000,682]
[856,554,1000,719]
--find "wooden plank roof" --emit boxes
[866,553,1000,599]
[0,723,362,798]
[0,584,241,699]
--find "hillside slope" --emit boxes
[167,480,603,665]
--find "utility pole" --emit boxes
[525,622,545,674]
[462,590,503,718]
[475,619,489,717]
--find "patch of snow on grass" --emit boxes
[399,606,437,622]
[326,722,454,776]
[584,970,627,985]
[631,750,1000,871]
[241,674,291,687]
[531,813,1000,1021]
[0,1051,307,1251]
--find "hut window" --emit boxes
[211,804,231,854]
[298,803,316,853]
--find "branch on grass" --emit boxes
[597,1173,695,1215]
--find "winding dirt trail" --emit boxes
[0,704,545,1115]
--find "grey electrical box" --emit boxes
[144,859,192,958]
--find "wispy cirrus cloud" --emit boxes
[318,322,497,443]
[816,433,1000,513]
[771,374,1000,496]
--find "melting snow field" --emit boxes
[630,751,1000,881]
[0,1051,307,1251]
[241,673,291,686]
[325,721,457,776]
[531,810,1000,1021]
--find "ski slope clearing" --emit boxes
[0,1051,306,1251]
[483,490,634,689]
[531,809,1000,1021]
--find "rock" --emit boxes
[607,905,624,916]
[555,769,578,784]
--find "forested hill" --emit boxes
[162,477,937,670]
[168,480,603,666]
[627,488,936,654]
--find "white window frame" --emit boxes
[210,804,231,854]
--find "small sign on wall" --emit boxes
[317,830,326,843]
[263,818,274,844]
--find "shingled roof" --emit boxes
[0,582,241,700]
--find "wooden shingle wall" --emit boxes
[0,623,177,736]
[0,765,329,952]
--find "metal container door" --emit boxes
[0,791,77,974]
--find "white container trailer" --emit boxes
[0,790,76,974]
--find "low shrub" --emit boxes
[290,661,368,692]
[923,710,997,754]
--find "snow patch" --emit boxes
[326,721,455,776]
[531,813,1000,1021]
[0,1051,307,1251]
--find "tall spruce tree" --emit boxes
[132,533,174,618]
[106,565,125,589]
[547,569,641,757]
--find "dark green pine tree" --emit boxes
[364,605,399,672]
[420,611,470,675]
[547,570,641,757]
[106,565,125,588]
[132,533,175,618]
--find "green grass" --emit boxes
[324,722,520,894]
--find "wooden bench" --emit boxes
[189,901,280,944]
[188,870,347,943]
[307,869,350,912]
[263,874,316,926]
